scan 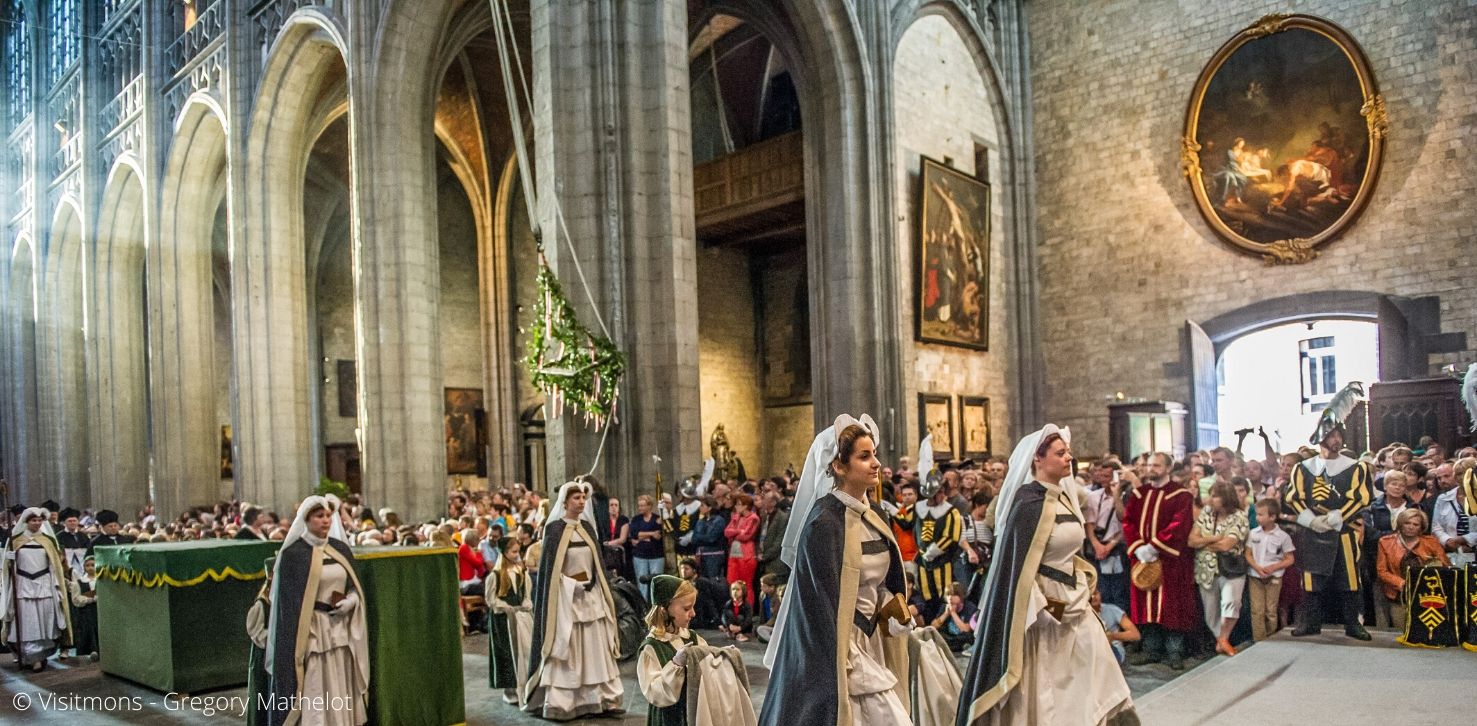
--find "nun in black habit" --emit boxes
[521,480,624,721]
[265,496,368,726]
[955,425,1135,726]
[760,414,913,726]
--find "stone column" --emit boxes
[531,0,703,501]
[348,0,460,521]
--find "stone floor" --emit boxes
[8,625,1417,723]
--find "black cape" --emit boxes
[758,493,905,726]
[265,537,363,726]
[956,482,1052,725]
[521,517,618,708]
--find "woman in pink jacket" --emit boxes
[724,494,761,605]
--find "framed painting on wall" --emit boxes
[1183,14,1384,264]
[918,393,955,461]
[915,156,990,350]
[959,396,991,459]
[444,388,485,476]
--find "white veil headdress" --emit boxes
[13,507,56,541]
[548,480,597,531]
[281,495,352,552]
[764,412,879,669]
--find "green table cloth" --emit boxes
[95,540,280,693]
[352,546,465,726]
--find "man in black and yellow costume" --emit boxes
[1284,382,1373,640]
[896,468,962,620]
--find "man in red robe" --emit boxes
[1123,451,1197,670]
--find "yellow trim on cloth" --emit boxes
[96,564,265,589]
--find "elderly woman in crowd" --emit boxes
[1189,480,1249,656]
[1375,508,1449,628]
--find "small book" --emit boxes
[328,590,347,606]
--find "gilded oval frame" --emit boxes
[1183,14,1385,264]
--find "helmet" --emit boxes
[918,469,943,499]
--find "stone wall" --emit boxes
[698,244,763,476]
[438,163,484,392]
[1028,0,1477,457]
[894,14,1014,461]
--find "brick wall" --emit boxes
[1028,0,1477,457]
[894,14,1014,460]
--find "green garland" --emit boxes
[524,264,626,429]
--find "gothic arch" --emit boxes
[238,15,355,509]
[691,1,907,450]
[93,158,151,513]
[4,236,39,499]
[156,96,232,516]
[39,198,88,505]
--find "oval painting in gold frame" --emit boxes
[1183,14,1385,264]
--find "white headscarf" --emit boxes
[765,412,879,670]
[281,496,351,552]
[548,481,597,531]
[12,507,55,541]
[992,424,1071,538]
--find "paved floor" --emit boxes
[0,627,1232,725]
[1134,630,1474,725]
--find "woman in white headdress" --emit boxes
[0,507,71,672]
[265,496,369,726]
[760,415,913,726]
[522,480,624,720]
[956,425,1135,726]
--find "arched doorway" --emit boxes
[1217,319,1379,449]
[1186,291,1433,449]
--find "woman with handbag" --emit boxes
[1189,480,1250,656]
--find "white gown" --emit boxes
[300,559,368,726]
[538,532,623,718]
[988,489,1132,725]
[834,490,913,726]
[7,543,66,665]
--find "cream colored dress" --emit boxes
[988,485,1132,725]
[538,527,624,718]
[833,490,913,726]
[300,558,368,726]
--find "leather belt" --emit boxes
[853,610,878,637]
[861,539,891,555]
[567,541,589,548]
[313,601,335,613]
[1038,563,1078,588]
[16,568,48,580]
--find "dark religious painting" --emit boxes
[336,359,357,417]
[444,388,485,475]
[916,157,989,349]
[919,393,955,460]
[1184,14,1385,263]
[960,396,991,458]
[220,425,233,479]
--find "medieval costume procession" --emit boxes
[1,2,1475,726]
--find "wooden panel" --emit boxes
[694,131,804,242]
[1366,377,1471,451]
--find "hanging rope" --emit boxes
[488,1,624,472]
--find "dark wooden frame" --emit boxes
[918,392,955,460]
[1183,13,1384,262]
[959,396,992,458]
[915,156,990,350]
